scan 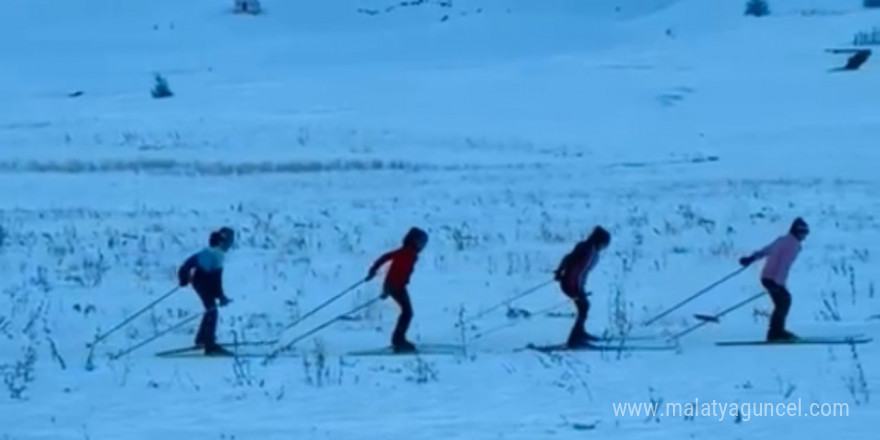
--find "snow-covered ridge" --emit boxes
[0,158,549,175]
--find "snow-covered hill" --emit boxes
[2,0,880,438]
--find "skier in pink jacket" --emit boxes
[738,218,809,342]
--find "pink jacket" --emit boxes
[751,234,801,286]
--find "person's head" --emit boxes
[402,227,429,252]
[789,217,809,241]
[218,226,235,249]
[209,231,224,248]
[587,226,611,250]
[210,227,235,251]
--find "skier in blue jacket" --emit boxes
[178,228,235,355]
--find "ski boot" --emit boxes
[392,339,417,353]
[584,332,602,342]
[204,343,234,356]
[567,329,600,348]
[567,335,591,349]
[767,329,799,343]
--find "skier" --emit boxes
[738,217,809,342]
[554,226,611,347]
[365,227,429,352]
[177,229,235,355]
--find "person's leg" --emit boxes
[565,284,589,346]
[389,287,414,349]
[762,279,792,340]
[194,290,216,346]
[581,295,597,341]
[202,309,219,346]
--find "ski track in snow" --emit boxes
[2,0,880,439]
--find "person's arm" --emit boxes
[740,237,779,266]
[366,249,397,280]
[554,252,571,280]
[177,253,198,286]
[555,242,587,279]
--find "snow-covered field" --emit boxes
[2,0,880,438]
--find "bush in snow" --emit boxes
[745,0,770,17]
[853,27,880,46]
[150,74,173,99]
[234,0,262,14]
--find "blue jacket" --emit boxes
[178,247,226,300]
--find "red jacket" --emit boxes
[369,246,418,289]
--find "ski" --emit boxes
[347,343,465,357]
[155,340,277,357]
[155,345,201,356]
[716,335,871,346]
[157,352,290,358]
[597,334,663,342]
[520,342,676,353]
[156,350,296,358]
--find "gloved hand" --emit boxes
[554,270,563,281]
[218,296,232,307]
[739,256,754,267]
[365,271,376,282]
[178,276,189,287]
[380,290,389,300]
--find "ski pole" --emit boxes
[87,286,180,349]
[109,305,217,360]
[263,297,381,365]
[669,291,765,340]
[208,281,366,347]
[456,280,553,327]
[274,279,365,338]
[643,267,746,327]
[471,300,569,341]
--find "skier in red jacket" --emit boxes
[365,227,428,352]
[554,226,611,347]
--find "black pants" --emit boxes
[385,286,413,345]
[194,290,218,346]
[562,283,590,344]
[761,278,791,337]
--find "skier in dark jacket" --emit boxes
[366,227,428,352]
[554,226,611,347]
[178,229,235,355]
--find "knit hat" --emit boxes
[403,227,428,250]
[790,217,809,235]
[590,226,611,246]
[218,227,235,244]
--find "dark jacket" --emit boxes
[178,247,227,301]
[555,240,599,294]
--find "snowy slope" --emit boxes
[2,0,880,438]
